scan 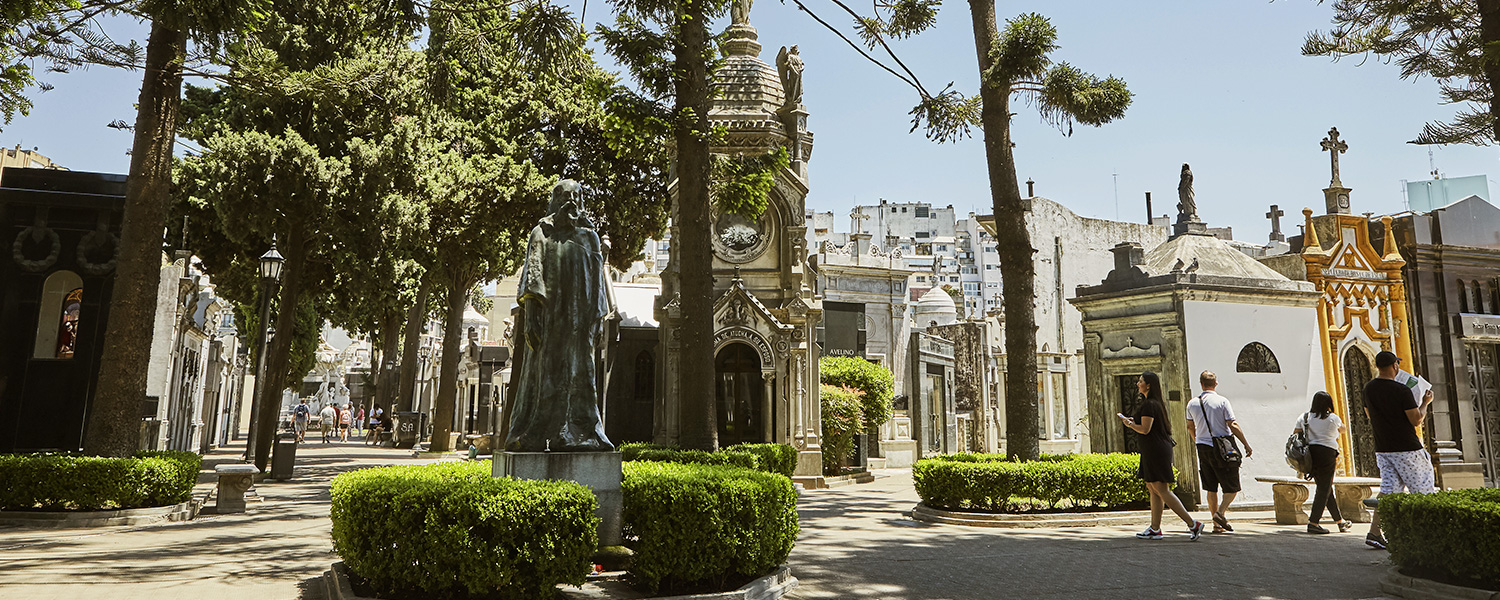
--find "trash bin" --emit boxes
[271,433,298,480]
[394,411,424,449]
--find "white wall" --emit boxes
[1183,300,1326,504]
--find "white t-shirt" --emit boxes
[1185,391,1237,446]
[1295,412,1342,449]
[319,406,336,423]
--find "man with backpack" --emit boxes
[1186,371,1253,534]
[293,399,311,443]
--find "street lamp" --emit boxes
[244,243,285,468]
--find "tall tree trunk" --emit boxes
[968,0,1039,460]
[398,273,433,411]
[673,0,717,451]
[1481,1,1500,142]
[84,22,188,457]
[253,226,308,471]
[430,267,470,452]
[374,310,402,411]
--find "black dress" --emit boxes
[1133,398,1176,483]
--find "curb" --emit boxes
[1380,567,1500,600]
[911,503,1163,529]
[0,500,199,529]
[325,562,798,600]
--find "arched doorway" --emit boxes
[715,343,764,446]
[1344,348,1379,477]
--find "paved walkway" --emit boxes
[0,439,437,600]
[787,470,1394,600]
[0,450,1397,600]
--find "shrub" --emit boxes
[0,451,201,510]
[621,442,797,477]
[1381,488,1500,588]
[724,443,797,478]
[913,453,1168,512]
[621,461,798,594]
[330,460,597,600]
[819,384,863,473]
[819,356,894,429]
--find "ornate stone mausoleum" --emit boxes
[653,11,825,483]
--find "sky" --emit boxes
[4,1,1499,244]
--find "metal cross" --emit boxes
[1266,204,1285,242]
[1321,127,1348,187]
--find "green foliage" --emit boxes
[819,384,864,473]
[621,461,798,594]
[988,13,1131,137]
[618,442,796,477]
[1303,1,1499,145]
[468,284,493,315]
[1381,488,1500,587]
[913,453,1167,512]
[0,451,201,510]
[819,356,895,429]
[330,460,597,600]
[711,146,789,218]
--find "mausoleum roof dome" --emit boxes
[914,286,958,327]
[711,27,785,118]
[462,304,490,327]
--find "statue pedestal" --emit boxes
[1172,219,1208,237]
[495,452,623,546]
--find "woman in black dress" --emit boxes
[1118,371,1203,540]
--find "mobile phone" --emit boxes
[1117,413,1129,420]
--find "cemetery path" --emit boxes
[786,470,1394,600]
[0,440,438,600]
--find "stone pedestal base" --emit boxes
[215,464,259,513]
[1271,483,1309,525]
[1172,220,1208,237]
[1438,461,1487,490]
[495,452,622,546]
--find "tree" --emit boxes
[788,2,1129,460]
[819,356,893,431]
[1303,1,1500,145]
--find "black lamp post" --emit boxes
[243,244,284,466]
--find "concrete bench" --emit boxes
[1254,475,1382,525]
[215,464,260,513]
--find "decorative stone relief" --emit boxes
[1101,336,1162,359]
[712,207,772,263]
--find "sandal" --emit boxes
[1212,513,1233,532]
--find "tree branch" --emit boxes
[784,0,921,95]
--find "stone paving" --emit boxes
[0,447,1399,600]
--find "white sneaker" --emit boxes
[1135,527,1163,540]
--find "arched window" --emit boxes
[33,270,83,359]
[1236,342,1281,373]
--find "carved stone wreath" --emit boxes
[13,226,61,272]
[77,228,120,276]
[711,205,772,263]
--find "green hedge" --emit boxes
[0,450,201,510]
[1381,488,1500,587]
[819,356,894,429]
[330,461,597,600]
[622,461,798,594]
[914,453,1166,512]
[619,442,797,478]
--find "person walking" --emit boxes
[1119,371,1205,541]
[354,405,365,437]
[1363,351,1436,550]
[319,403,337,443]
[293,399,311,443]
[1185,371,1253,534]
[1294,391,1352,534]
[339,404,353,442]
[366,405,384,445]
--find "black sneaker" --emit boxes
[1365,534,1387,550]
[1307,523,1330,534]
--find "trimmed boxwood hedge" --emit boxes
[329,461,598,600]
[1381,488,1500,588]
[914,452,1167,512]
[618,442,797,478]
[622,461,798,594]
[0,450,201,510]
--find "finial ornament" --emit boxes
[1320,127,1348,188]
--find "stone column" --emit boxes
[762,371,776,442]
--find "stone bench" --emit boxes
[215,464,260,513]
[1254,475,1382,525]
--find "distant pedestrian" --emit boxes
[293,399,311,443]
[354,405,365,437]
[1185,371,1252,534]
[1119,371,1204,541]
[1294,391,1351,534]
[320,404,337,443]
[340,404,352,442]
[1363,351,1436,550]
[366,405,384,445]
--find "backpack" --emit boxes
[1285,413,1313,476]
[295,404,310,418]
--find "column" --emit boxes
[762,371,776,443]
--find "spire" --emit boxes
[1301,207,1321,254]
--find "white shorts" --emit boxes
[1375,449,1436,496]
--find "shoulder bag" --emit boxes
[1285,413,1313,476]
[1198,395,1243,467]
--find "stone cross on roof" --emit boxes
[1321,127,1348,187]
[1266,204,1285,242]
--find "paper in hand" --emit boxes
[1394,369,1432,405]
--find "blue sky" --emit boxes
[5,1,1498,243]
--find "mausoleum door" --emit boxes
[1117,375,1143,455]
[716,343,765,445]
[1344,349,1379,478]
[1466,343,1500,485]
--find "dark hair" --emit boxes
[1311,391,1334,419]
[1375,350,1400,369]
[1139,371,1171,436]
